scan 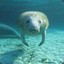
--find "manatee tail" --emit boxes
[0,24,21,38]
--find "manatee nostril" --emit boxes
[30,28,38,32]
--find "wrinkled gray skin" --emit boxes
[17,11,49,46]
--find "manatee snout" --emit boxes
[28,20,40,33]
[29,25,40,33]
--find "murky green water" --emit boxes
[0,0,64,64]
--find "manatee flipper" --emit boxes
[39,30,46,46]
[21,32,29,46]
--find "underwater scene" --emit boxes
[0,0,64,64]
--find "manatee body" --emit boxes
[17,11,49,46]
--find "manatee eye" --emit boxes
[38,20,41,23]
[26,20,30,24]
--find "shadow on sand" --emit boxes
[0,49,24,64]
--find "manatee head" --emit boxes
[18,11,49,35]
[20,14,43,35]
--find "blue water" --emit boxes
[0,0,64,64]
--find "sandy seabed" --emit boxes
[0,29,64,64]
